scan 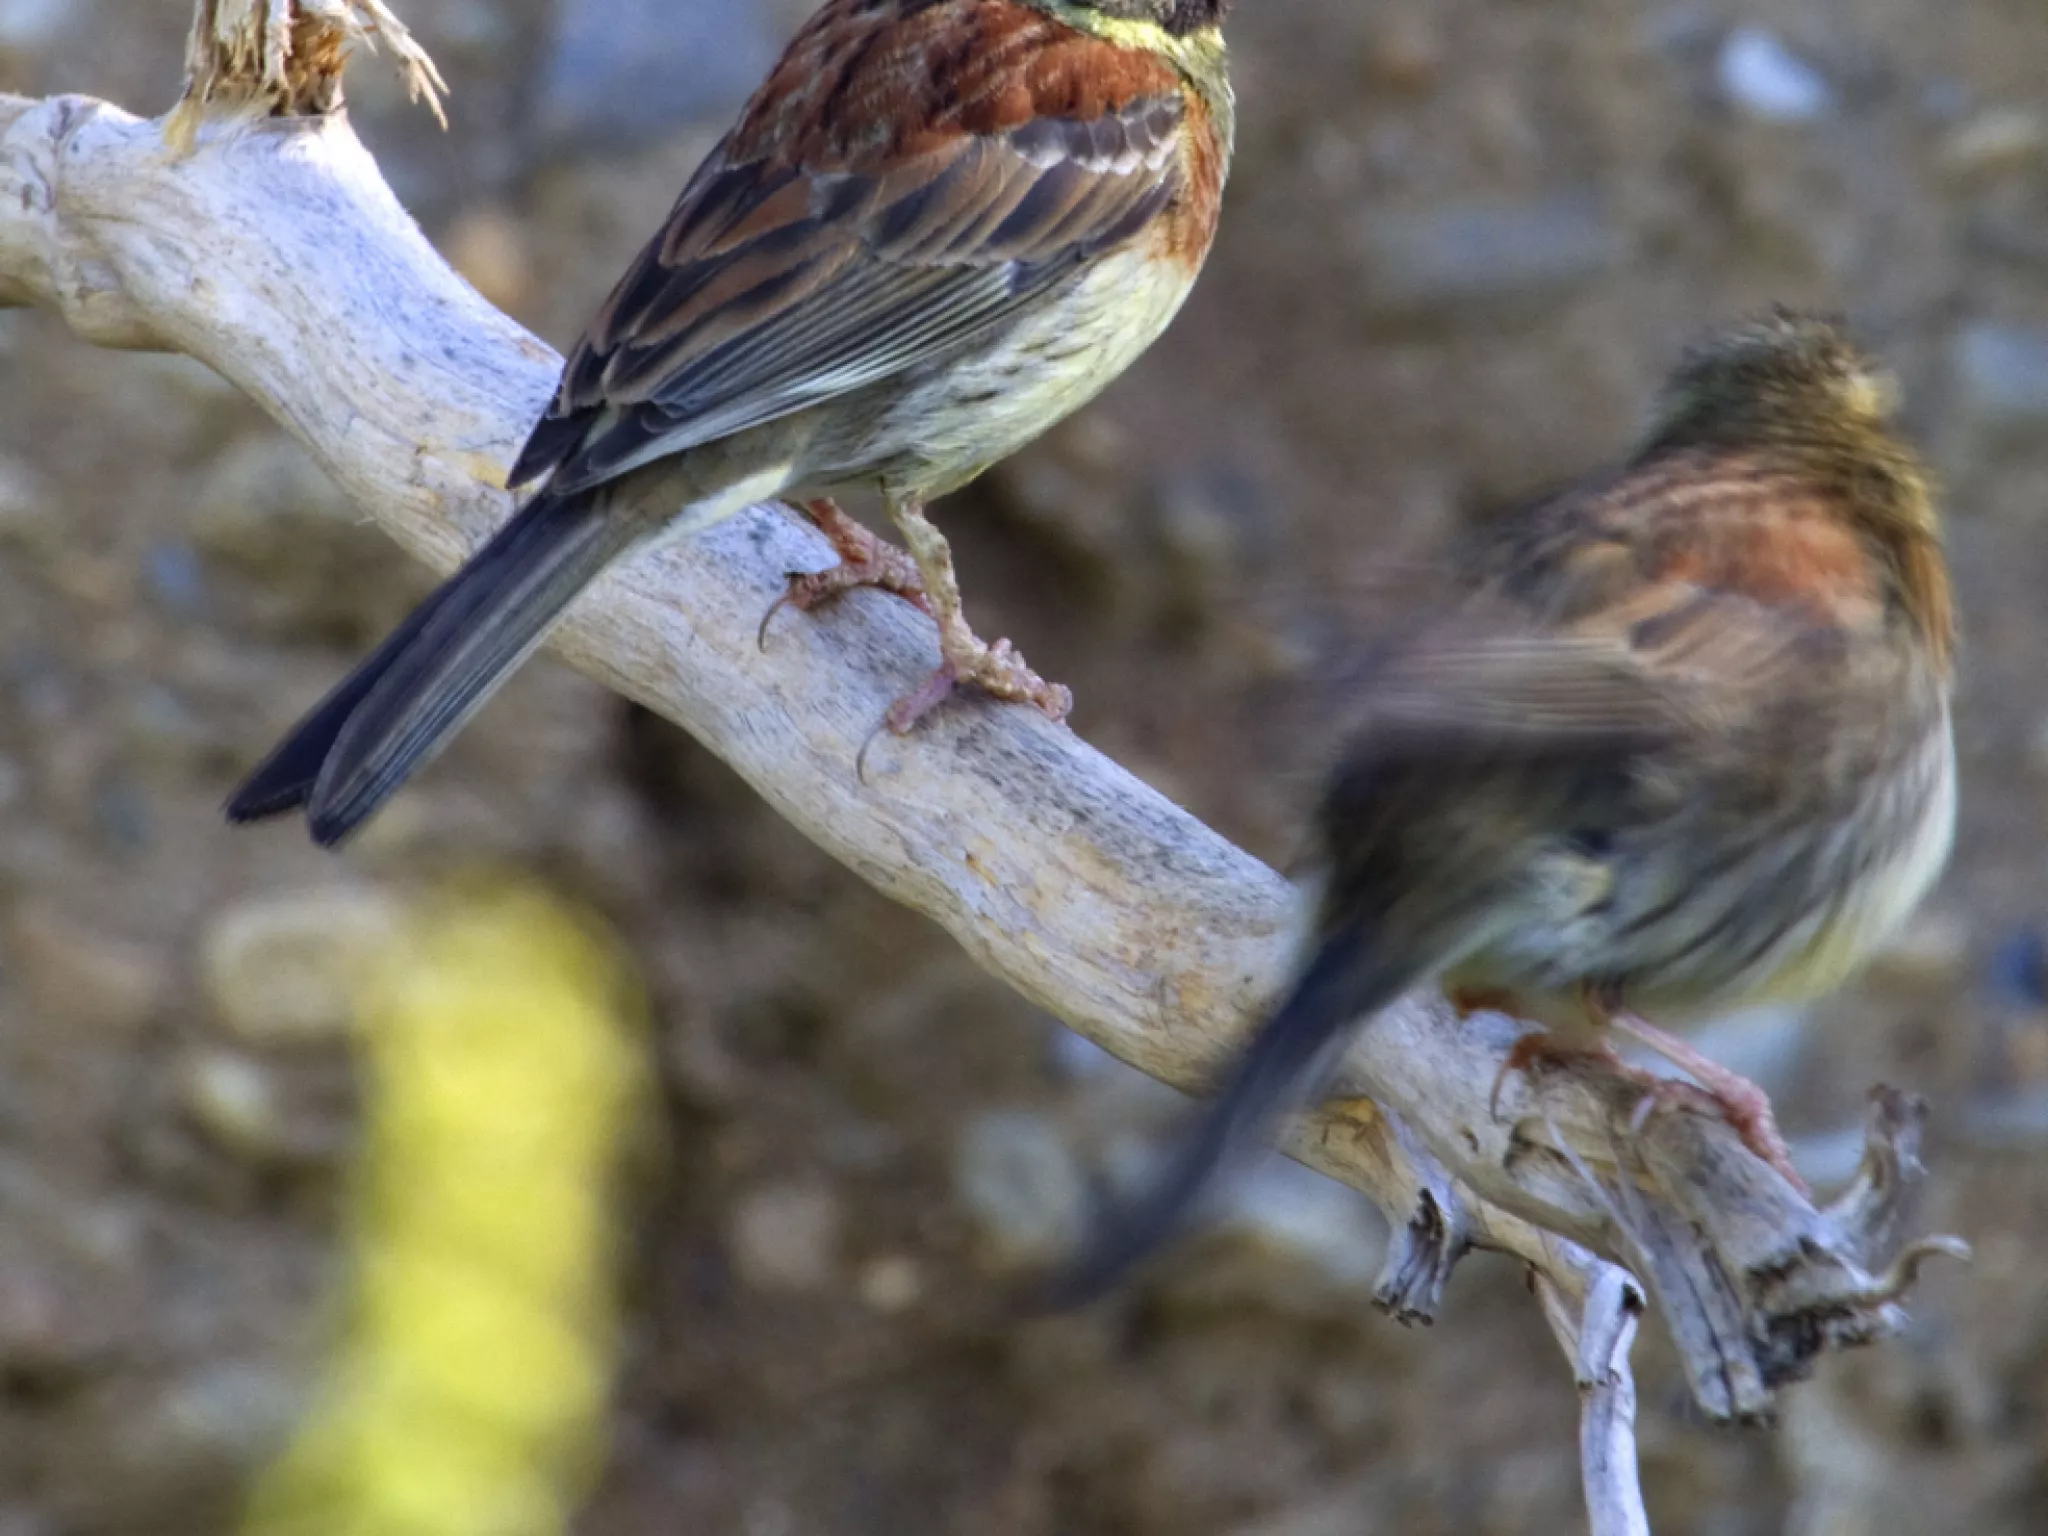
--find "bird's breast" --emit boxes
[1459,698,1958,1026]
[1762,705,1957,1002]
[865,242,1203,496]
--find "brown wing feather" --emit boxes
[509,0,1194,496]
[1335,448,1908,798]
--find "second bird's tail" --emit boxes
[1041,930,1420,1309]
[225,491,644,846]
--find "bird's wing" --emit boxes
[1326,458,1896,837]
[1384,452,1898,745]
[1341,628,1698,756]
[510,3,1196,495]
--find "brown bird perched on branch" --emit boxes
[1053,310,1958,1303]
[226,0,1234,845]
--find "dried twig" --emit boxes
[168,0,445,148]
[1536,1262,1650,1536]
[0,6,1969,1527]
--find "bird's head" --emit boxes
[1647,309,1951,664]
[1648,309,1902,451]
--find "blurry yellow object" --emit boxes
[244,883,646,1536]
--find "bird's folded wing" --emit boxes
[1347,582,1838,763]
[513,97,1187,495]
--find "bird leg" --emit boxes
[1600,1007,1808,1195]
[758,499,932,646]
[1471,987,1799,1191]
[880,492,1074,735]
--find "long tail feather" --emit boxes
[225,492,641,845]
[224,578,475,823]
[1038,932,1413,1309]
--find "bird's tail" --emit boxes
[1039,929,1423,1309]
[225,490,643,846]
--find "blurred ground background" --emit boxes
[3,0,2048,1532]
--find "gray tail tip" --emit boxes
[221,781,306,827]
[221,774,365,849]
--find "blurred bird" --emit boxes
[1054,310,1958,1302]
[227,0,1235,845]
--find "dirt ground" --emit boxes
[4,1,2048,1533]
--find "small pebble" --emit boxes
[180,1051,289,1165]
[200,888,405,1048]
[142,541,207,619]
[856,1255,923,1314]
[1940,108,2047,179]
[729,1181,842,1292]
[1717,26,1834,124]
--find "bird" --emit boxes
[1050,310,1958,1303]
[225,0,1235,845]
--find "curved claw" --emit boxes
[756,577,805,651]
[757,577,802,651]
[855,661,961,783]
[854,717,888,785]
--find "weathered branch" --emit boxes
[1536,1263,1649,1536]
[0,0,1962,1489]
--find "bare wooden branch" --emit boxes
[1536,1265,1650,1536]
[0,5,1965,1504]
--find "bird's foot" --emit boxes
[1606,1011,1808,1194]
[758,499,930,647]
[848,489,1070,774]
[888,629,1072,735]
[857,625,1072,777]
